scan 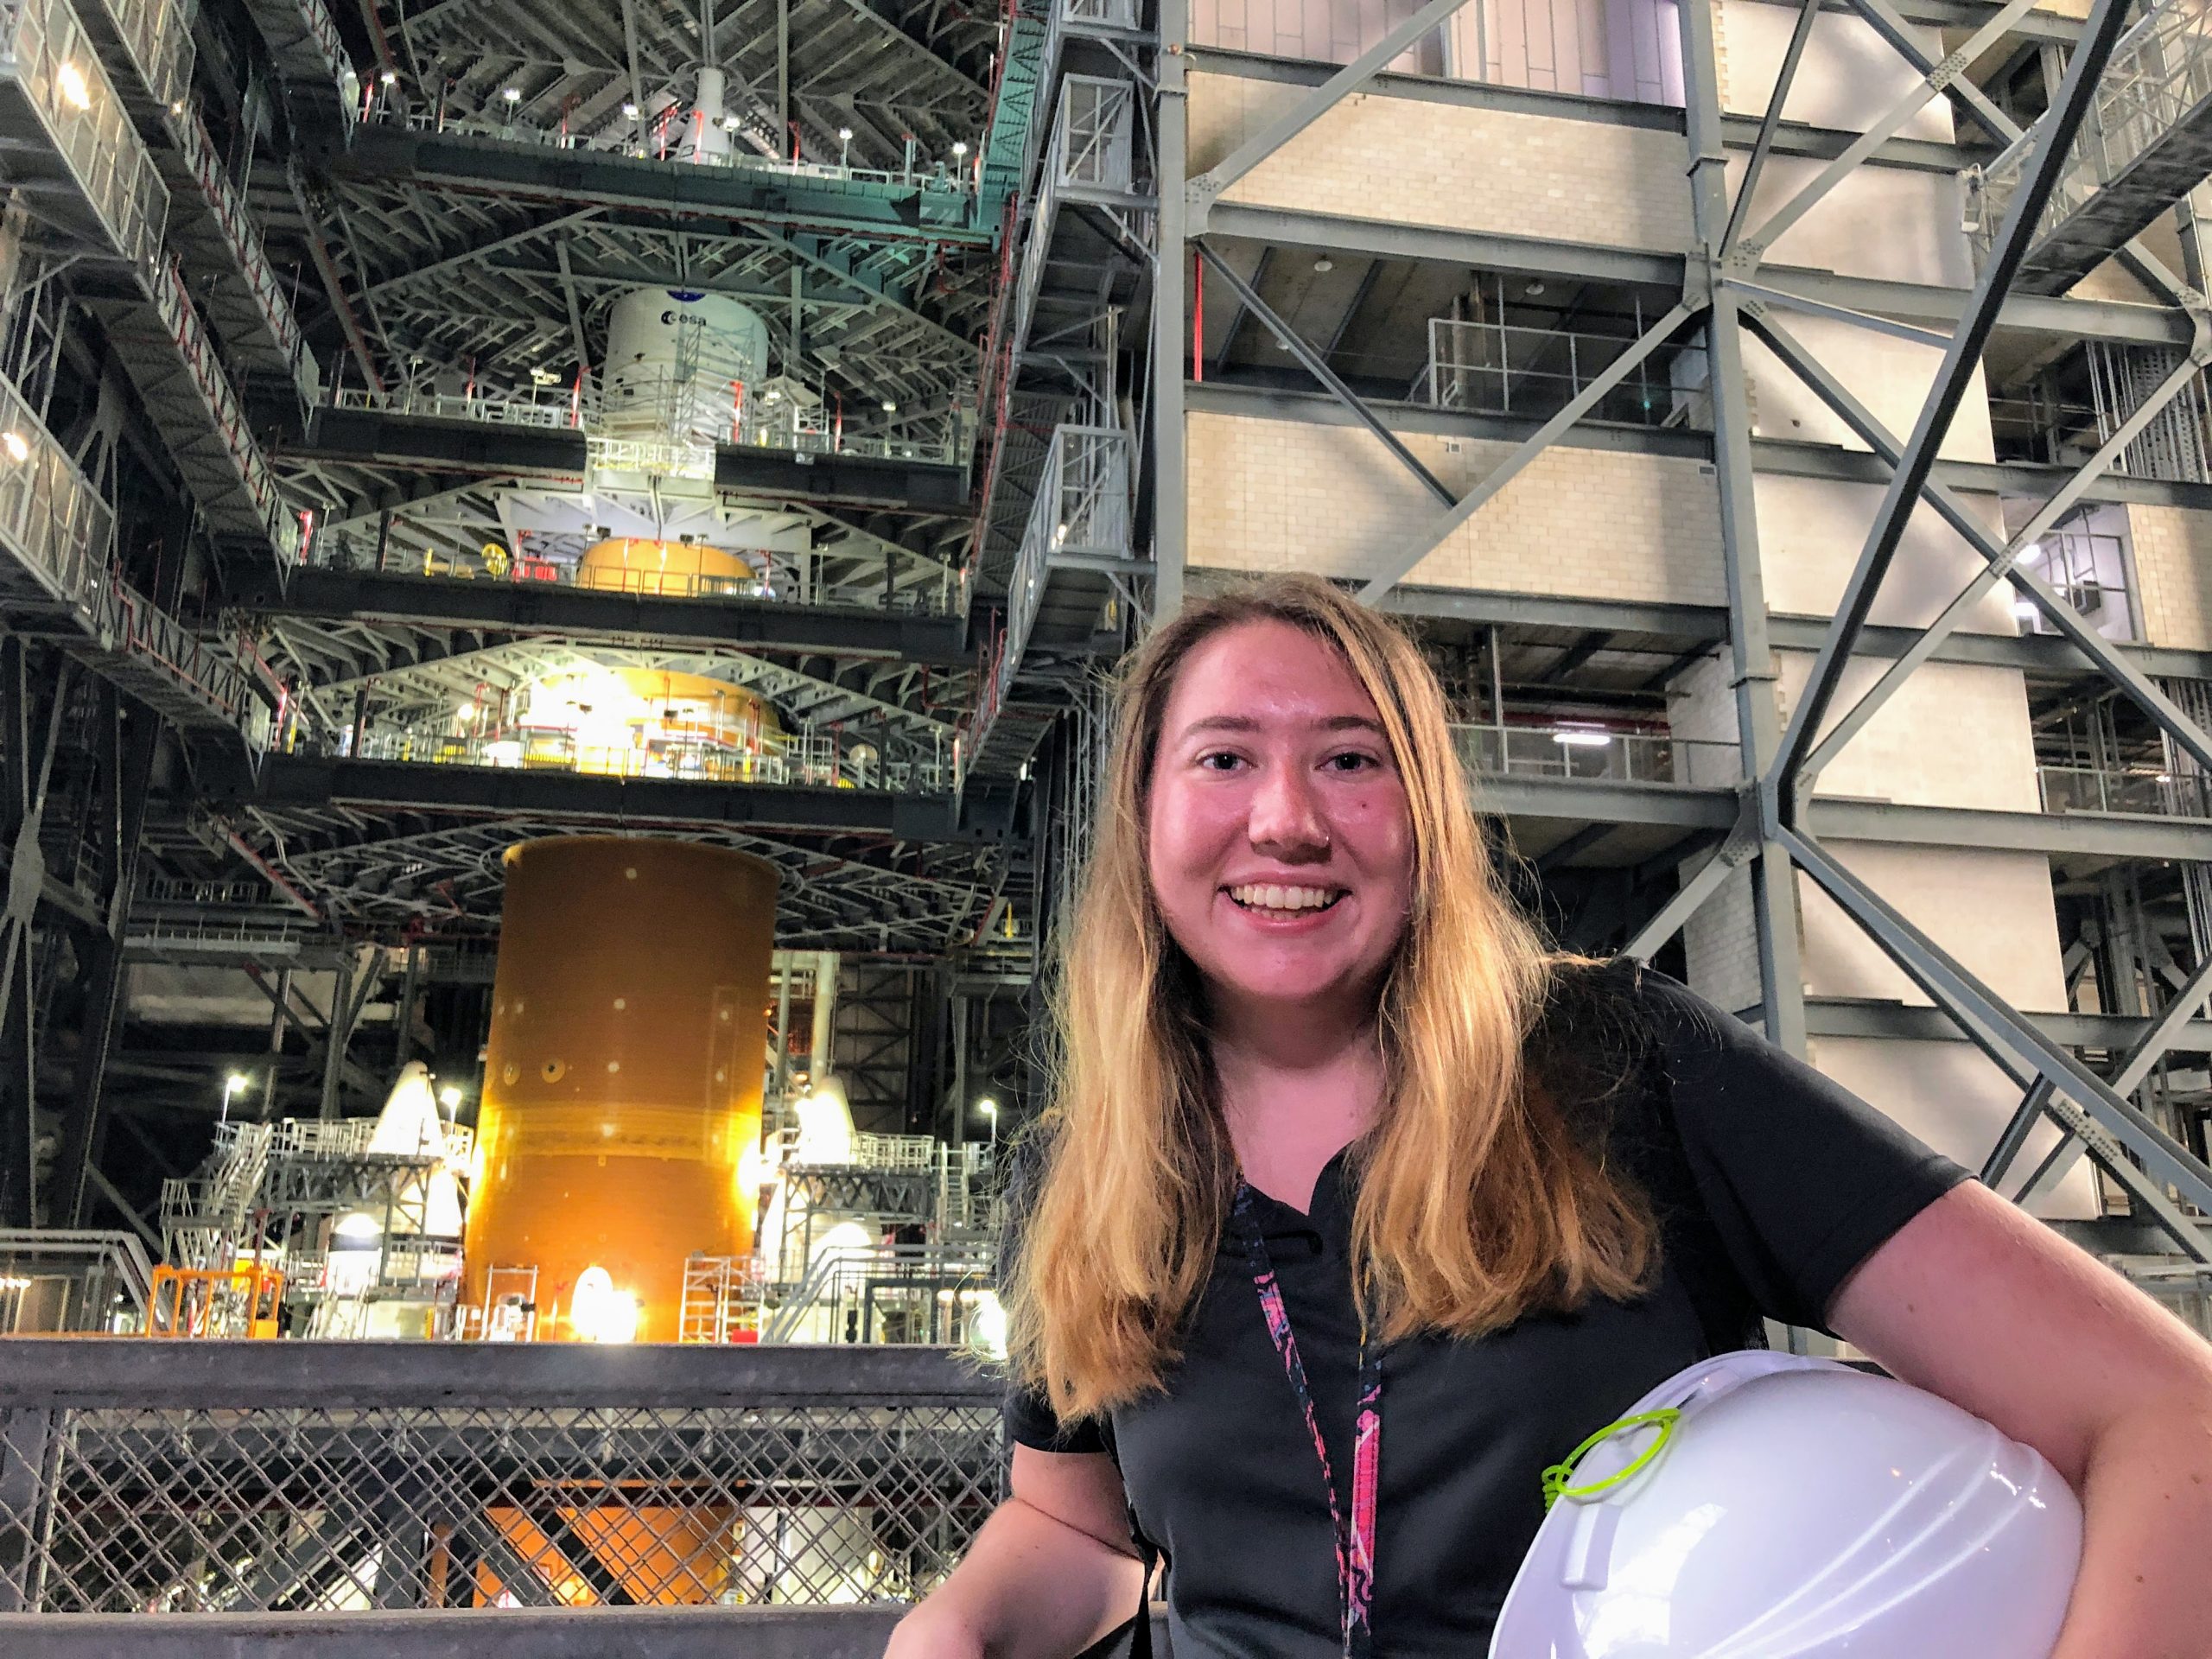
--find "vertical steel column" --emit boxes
[51,692,158,1229]
[1153,0,1190,620]
[320,950,354,1122]
[1679,0,1805,1053]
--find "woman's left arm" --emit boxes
[1830,1179,2212,1659]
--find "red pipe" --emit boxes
[1192,249,1205,381]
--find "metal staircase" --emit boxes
[1972,0,2212,294]
[153,108,321,407]
[235,0,357,145]
[0,365,276,747]
[0,0,303,567]
[963,423,1133,781]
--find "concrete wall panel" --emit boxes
[1796,842,2069,1014]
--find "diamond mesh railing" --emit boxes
[0,1342,1001,1615]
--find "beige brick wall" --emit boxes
[1188,71,1695,254]
[1186,408,1726,603]
[2126,503,2212,650]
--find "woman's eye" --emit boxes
[1325,751,1380,773]
[1197,751,1244,772]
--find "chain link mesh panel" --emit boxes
[0,1349,1002,1616]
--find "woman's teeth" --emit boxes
[1227,884,1343,913]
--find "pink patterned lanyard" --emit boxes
[1230,1182,1382,1659]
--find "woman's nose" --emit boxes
[1247,764,1330,857]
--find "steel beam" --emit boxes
[1741,308,2212,787]
[1197,242,1453,506]
[1985,948,2212,1192]
[1782,824,2212,1248]
[1723,0,1824,256]
[1769,0,2137,825]
[234,569,971,663]
[332,128,994,248]
[1353,302,1696,601]
[1184,0,1474,222]
[1154,0,1191,620]
[214,755,1016,844]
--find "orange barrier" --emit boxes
[147,1264,284,1338]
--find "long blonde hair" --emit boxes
[1006,574,1658,1422]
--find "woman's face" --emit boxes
[1146,619,1414,1032]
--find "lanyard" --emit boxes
[1230,1182,1382,1659]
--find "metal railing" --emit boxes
[0,0,170,280]
[332,384,575,431]
[331,379,969,468]
[1052,76,1137,200]
[316,534,968,617]
[0,369,114,613]
[147,252,302,562]
[93,0,194,111]
[2038,763,2212,818]
[1968,0,2212,257]
[1452,721,1742,789]
[374,103,981,200]
[0,1230,153,1332]
[760,1244,998,1346]
[164,106,321,396]
[1424,318,1711,430]
[969,424,1131,775]
[350,724,952,794]
[100,579,276,740]
[0,1341,1001,1613]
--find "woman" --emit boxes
[890,574,2212,1658]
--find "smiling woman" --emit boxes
[885,574,2212,1659]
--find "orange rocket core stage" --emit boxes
[463,836,779,1342]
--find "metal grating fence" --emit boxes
[0,1341,1002,1617]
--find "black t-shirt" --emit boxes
[1003,965,1971,1657]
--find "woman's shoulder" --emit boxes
[1525,957,1739,1149]
[1532,957,1729,1065]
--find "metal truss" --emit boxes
[222,805,1002,954]
[1124,0,2212,1255]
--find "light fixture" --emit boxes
[721,114,740,130]
[439,1085,462,1109]
[1,431,28,464]
[621,100,639,118]
[880,399,896,412]
[570,1265,639,1343]
[226,1073,251,1094]
[838,126,854,141]
[1525,279,1547,296]
[977,1096,997,1116]
[950,140,968,157]
[500,86,522,103]
[1313,257,1333,273]
[56,61,91,111]
[1553,728,1613,748]
[380,68,398,85]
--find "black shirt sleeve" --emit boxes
[1634,969,1974,1333]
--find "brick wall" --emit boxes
[1186,407,1726,602]
[2126,503,2212,651]
[1188,70,1698,253]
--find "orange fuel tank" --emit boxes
[578,537,759,598]
[463,836,779,1342]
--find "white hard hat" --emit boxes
[1490,1351,2081,1657]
